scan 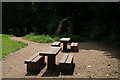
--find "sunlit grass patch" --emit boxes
[1,34,27,58]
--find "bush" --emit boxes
[22,34,60,43]
[22,34,84,43]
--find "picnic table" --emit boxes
[60,38,71,50]
[39,46,61,69]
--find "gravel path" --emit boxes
[2,37,119,78]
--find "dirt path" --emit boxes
[2,37,119,78]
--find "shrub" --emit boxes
[23,34,59,43]
[22,34,84,43]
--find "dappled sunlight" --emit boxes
[78,41,119,60]
[2,37,119,78]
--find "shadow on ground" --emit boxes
[41,64,75,77]
[78,41,120,60]
[62,49,79,53]
[60,63,75,75]
[25,64,46,76]
[41,65,60,77]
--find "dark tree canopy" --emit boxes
[2,2,120,45]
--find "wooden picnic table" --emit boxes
[60,38,71,50]
[39,46,61,69]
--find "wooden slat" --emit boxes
[74,43,78,46]
[71,42,78,46]
[40,47,56,53]
[60,38,71,42]
[65,54,74,64]
[52,41,60,46]
[71,42,74,46]
[31,56,42,62]
[54,42,57,45]
[39,47,61,55]
[59,54,69,63]
[56,41,60,45]
[52,42,56,45]
[25,53,39,63]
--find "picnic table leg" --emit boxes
[63,42,67,50]
[48,55,55,69]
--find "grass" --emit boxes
[1,33,83,58]
[1,34,27,59]
[22,33,84,43]
[22,34,59,43]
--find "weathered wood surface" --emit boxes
[25,53,45,73]
[66,54,74,64]
[39,46,61,56]
[59,54,74,73]
[71,42,78,52]
[60,38,71,42]
[25,52,39,63]
[51,41,60,47]
[39,46,61,69]
[26,56,45,73]
[71,42,78,46]
[59,53,74,64]
[31,56,43,62]
[59,54,69,63]
[60,38,71,50]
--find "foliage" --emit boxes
[22,34,58,43]
[1,34,27,58]
[22,34,84,43]
[2,2,120,46]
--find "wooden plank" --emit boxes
[31,56,42,62]
[59,54,69,63]
[65,54,74,64]
[39,47,61,55]
[48,55,55,69]
[71,42,74,46]
[25,52,39,63]
[60,38,71,42]
[71,42,78,46]
[74,43,78,46]
[52,41,60,46]
[53,42,57,45]
[56,41,60,45]
[40,47,57,53]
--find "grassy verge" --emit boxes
[1,34,27,58]
[22,33,84,43]
[22,34,59,43]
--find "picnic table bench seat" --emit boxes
[71,42,78,52]
[25,53,45,73]
[51,41,60,47]
[59,54,74,73]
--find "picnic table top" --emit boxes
[60,38,71,42]
[39,46,61,56]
